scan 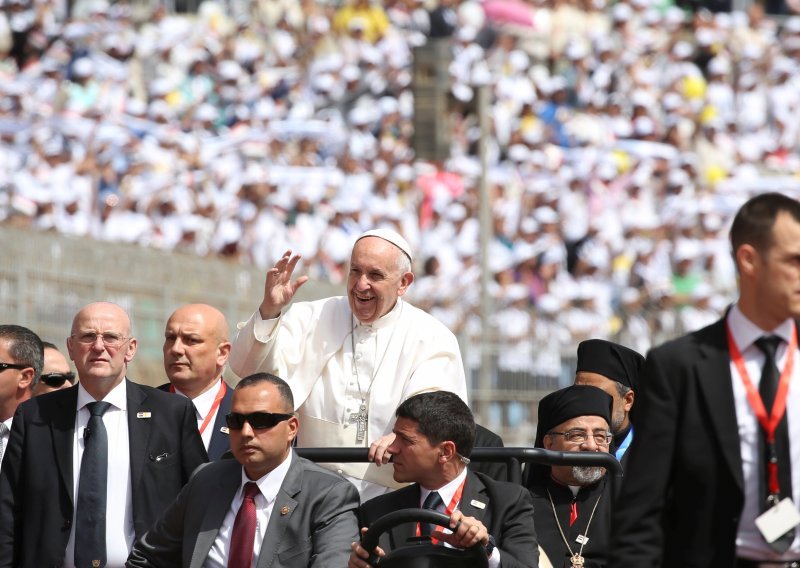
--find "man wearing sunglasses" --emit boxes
[525,385,615,568]
[0,325,43,471]
[32,342,75,396]
[128,372,360,568]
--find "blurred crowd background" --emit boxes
[3,0,800,430]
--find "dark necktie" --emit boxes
[755,335,794,552]
[75,401,112,568]
[229,482,260,568]
[421,491,445,537]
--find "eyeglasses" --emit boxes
[71,332,129,348]
[226,412,294,430]
[40,372,76,388]
[547,429,613,446]
[0,361,30,373]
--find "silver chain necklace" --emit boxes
[347,311,399,443]
[546,486,602,568]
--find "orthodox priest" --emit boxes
[525,385,615,568]
[229,229,468,500]
[573,339,644,468]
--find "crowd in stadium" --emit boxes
[2,0,800,368]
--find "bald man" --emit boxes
[0,302,207,568]
[159,304,234,460]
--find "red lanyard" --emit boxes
[415,477,467,542]
[726,323,796,494]
[170,381,227,435]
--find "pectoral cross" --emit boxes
[570,553,585,567]
[348,403,368,444]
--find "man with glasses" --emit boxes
[525,385,614,568]
[572,339,644,468]
[0,325,42,470]
[32,342,75,396]
[127,372,360,568]
[0,302,207,568]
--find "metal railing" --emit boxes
[296,447,623,496]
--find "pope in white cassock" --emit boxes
[230,229,468,499]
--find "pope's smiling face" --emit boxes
[347,237,413,324]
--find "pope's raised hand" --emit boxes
[259,250,309,320]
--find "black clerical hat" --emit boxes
[534,385,613,450]
[576,339,644,391]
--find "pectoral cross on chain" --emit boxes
[348,403,368,444]
[570,553,585,568]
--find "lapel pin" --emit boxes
[92,561,101,567]
[221,426,230,434]
[280,506,291,516]
[137,412,152,419]
[470,500,486,509]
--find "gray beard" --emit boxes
[572,466,605,485]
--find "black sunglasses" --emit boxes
[40,372,76,388]
[0,361,30,373]
[226,412,294,430]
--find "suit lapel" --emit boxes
[207,382,233,461]
[695,319,744,490]
[256,455,302,568]
[458,472,489,523]
[51,386,79,504]
[189,462,241,568]
[126,381,151,496]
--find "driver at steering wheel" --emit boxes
[348,391,539,568]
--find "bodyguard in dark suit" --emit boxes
[127,372,360,568]
[611,193,800,567]
[349,391,538,568]
[0,302,207,568]
[159,304,234,460]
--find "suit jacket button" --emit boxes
[63,519,71,529]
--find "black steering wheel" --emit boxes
[361,508,490,568]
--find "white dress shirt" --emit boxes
[64,380,134,568]
[419,468,500,568]
[728,306,800,560]
[173,378,224,451]
[205,451,293,568]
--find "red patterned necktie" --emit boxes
[569,501,578,527]
[228,482,260,568]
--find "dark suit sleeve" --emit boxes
[308,477,360,568]
[126,476,193,567]
[0,409,24,568]
[609,345,680,565]
[492,483,539,568]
